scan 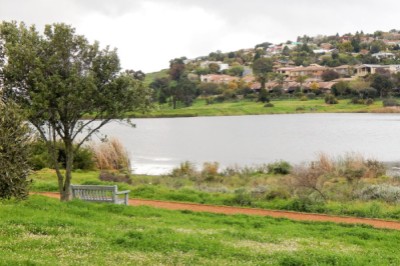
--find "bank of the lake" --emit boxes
[130,99,393,118]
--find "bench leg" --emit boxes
[125,193,129,205]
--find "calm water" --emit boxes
[95,114,400,175]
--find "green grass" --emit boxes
[2,195,400,265]
[30,169,400,220]
[132,98,385,118]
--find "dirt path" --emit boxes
[36,192,400,230]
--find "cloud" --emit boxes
[1,0,400,72]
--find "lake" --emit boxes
[95,113,400,175]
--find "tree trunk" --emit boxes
[61,140,74,201]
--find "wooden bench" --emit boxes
[71,185,130,205]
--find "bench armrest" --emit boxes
[116,190,130,195]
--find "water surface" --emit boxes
[96,113,400,174]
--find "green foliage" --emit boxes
[264,103,274,108]
[29,140,95,170]
[258,88,270,103]
[267,161,292,175]
[383,98,400,107]
[321,69,340,81]
[325,94,339,104]
[371,74,394,98]
[252,58,274,89]
[0,100,30,199]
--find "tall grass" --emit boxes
[90,138,131,171]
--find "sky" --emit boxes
[1,0,399,73]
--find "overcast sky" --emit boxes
[1,0,399,72]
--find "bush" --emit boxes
[306,93,316,99]
[0,100,31,199]
[29,140,95,170]
[267,160,292,175]
[365,98,374,105]
[358,184,400,203]
[300,96,308,101]
[265,189,290,200]
[383,98,400,107]
[349,97,364,104]
[171,161,197,178]
[228,188,253,206]
[99,171,132,184]
[325,94,338,104]
[264,103,274,107]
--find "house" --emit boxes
[333,65,355,77]
[278,64,329,81]
[371,52,396,60]
[355,64,390,76]
[320,43,333,50]
[200,61,229,72]
[200,74,239,84]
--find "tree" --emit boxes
[321,70,340,81]
[296,75,308,93]
[338,41,354,53]
[252,58,273,90]
[167,58,198,109]
[0,98,31,199]
[0,22,152,201]
[371,74,394,98]
[208,63,220,73]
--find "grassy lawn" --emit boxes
[131,98,386,118]
[1,195,400,265]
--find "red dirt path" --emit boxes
[36,192,400,230]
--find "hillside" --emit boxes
[2,196,400,265]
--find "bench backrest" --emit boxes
[71,185,118,203]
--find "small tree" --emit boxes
[252,58,273,90]
[0,99,31,199]
[0,22,152,201]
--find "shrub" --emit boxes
[201,162,219,181]
[358,184,400,203]
[306,93,316,99]
[295,106,306,111]
[383,98,400,107]
[300,96,308,101]
[264,103,274,107]
[265,189,291,200]
[99,171,132,184]
[171,161,197,178]
[29,140,95,170]
[267,160,292,175]
[228,188,253,206]
[0,100,31,199]
[325,94,338,104]
[349,97,364,104]
[365,98,374,105]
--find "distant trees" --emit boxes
[151,58,198,109]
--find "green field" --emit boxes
[2,195,400,265]
[132,99,390,118]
